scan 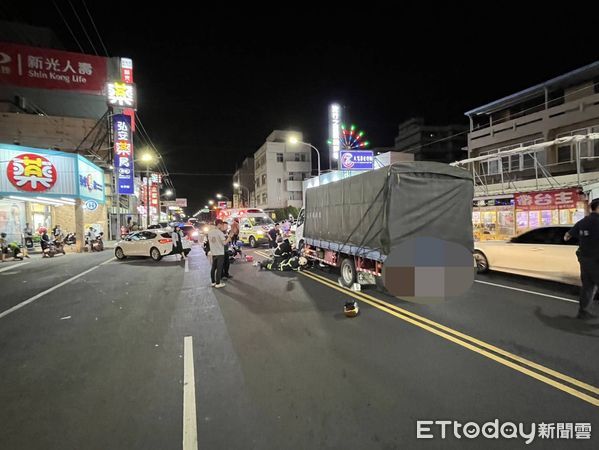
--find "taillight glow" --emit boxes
[159,239,172,244]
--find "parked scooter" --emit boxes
[53,238,67,255]
[92,232,104,252]
[64,232,76,246]
[43,240,65,258]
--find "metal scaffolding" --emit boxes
[450,133,599,197]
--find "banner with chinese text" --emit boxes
[0,42,108,94]
[514,188,580,211]
[113,114,135,195]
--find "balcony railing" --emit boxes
[469,92,599,151]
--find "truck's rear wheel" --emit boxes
[340,258,356,288]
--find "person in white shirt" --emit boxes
[86,227,97,252]
[207,219,230,288]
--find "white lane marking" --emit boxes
[185,258,189,273]
[0,262,30,273]
[0,257,114,319]
[475,280,579,304]
[100,257,116,266]
[183,336,198,450]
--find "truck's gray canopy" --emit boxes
[304,162,473,256]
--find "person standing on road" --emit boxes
[86,227,97,252]
[23,223,33,248]
[565,198,599,320]
[268,223,280,253]
[172,225,186,261]
[221,222,234,280]
[208,219,230,288]
[230,218,240,243]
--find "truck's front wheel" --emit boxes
[340,258,356,288]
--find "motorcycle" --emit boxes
[64,232,76,246]
[92,233,104,252]
[42,239,65,258]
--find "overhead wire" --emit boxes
[51,0,85,53]
[81,0,109,56]
[67,0,97,55]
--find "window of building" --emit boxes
[479,150,499,175]
[276,153,283,162]
[522,153,535,169]
[261,174,267,185]
[295,153,301,161]
[557,146,573,163]
[300,153,306,161]
[255,178,260,188]
[262,193,267,203]
[555,127,599,163]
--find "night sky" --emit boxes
[3,4,599,213]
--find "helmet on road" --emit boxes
[344,301,359,318]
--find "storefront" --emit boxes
[472,196,515,241]
[473,188,587,241]
[514,188,586,233]
[0,143,106,247]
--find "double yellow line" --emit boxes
[296,268,599,407]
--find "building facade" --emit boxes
[394,117,467,163]
[254,130,312,210]
[0,143,106,250]
[0,25,151,240]
[232,156,254,208]
[460,60,599,241]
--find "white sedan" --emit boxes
[474,225,580,286]
[115,230,190,261]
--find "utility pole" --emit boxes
[146,165,151,228]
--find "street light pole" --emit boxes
[146,165,150,228]
[288,138,321,178]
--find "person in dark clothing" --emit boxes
[40,228,51,257]
[274,238,292,257]
[222,226,232,279]
[172,226,186,261]
[23,223,33,248]
[565,198,599,319]
[268,223,280,251]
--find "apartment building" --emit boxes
[254,130,312,209]
[460,61,599,240]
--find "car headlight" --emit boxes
[192,231,198,237]
[202,227,209,233]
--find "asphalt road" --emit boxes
[0,244,598,449]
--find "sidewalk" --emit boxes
[17,240,116,256]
